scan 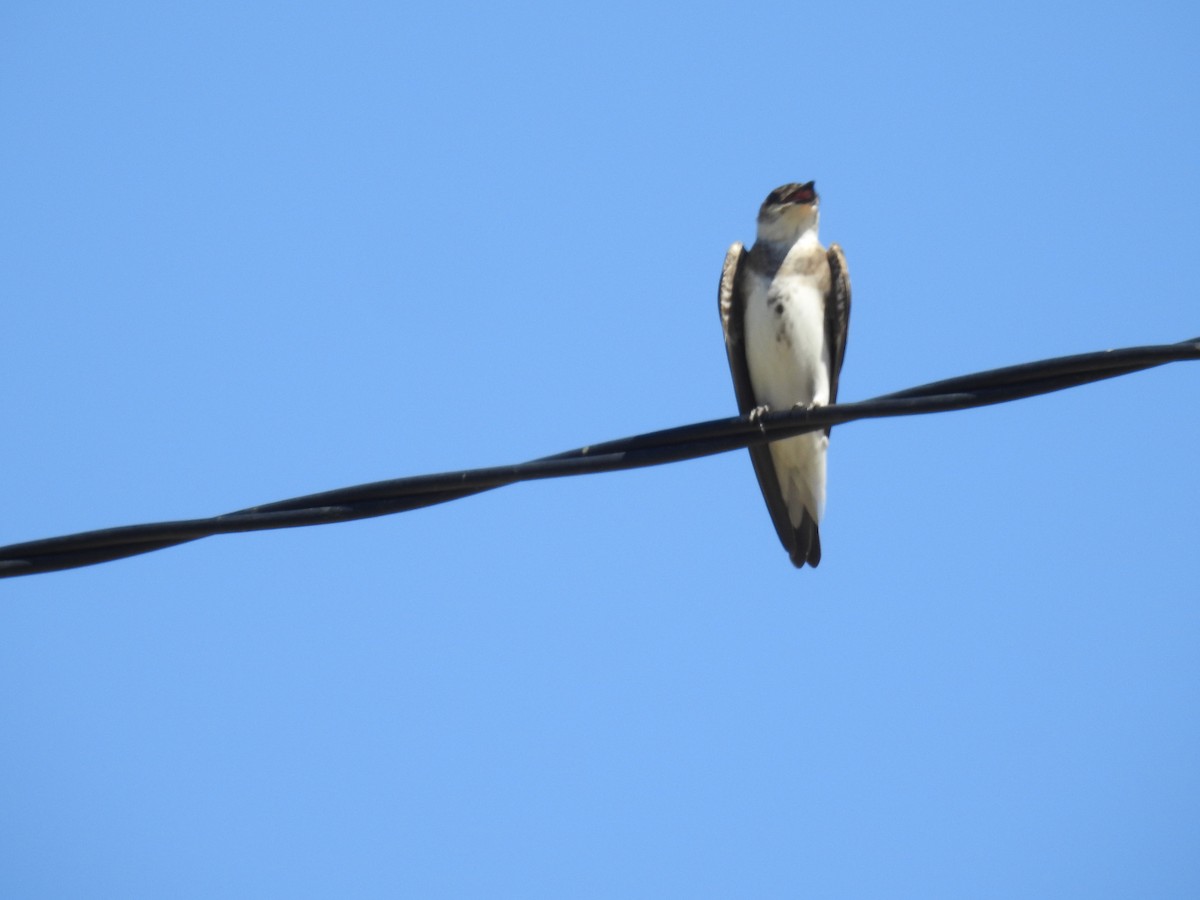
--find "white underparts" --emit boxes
[743,237,831,525]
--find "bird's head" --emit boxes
[756,181,820,244]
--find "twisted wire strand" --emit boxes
[3,337,1196,578]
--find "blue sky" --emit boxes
[2,1,1198,896]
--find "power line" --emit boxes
[3,337,1197,579]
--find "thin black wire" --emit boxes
[3,337,1197,579]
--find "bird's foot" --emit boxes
[748,405,771,431]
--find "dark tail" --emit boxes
[790,512,822,568]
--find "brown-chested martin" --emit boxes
[718,182,851,567]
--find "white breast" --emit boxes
[742,262,831,526]
[743,270,830,410]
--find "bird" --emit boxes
[718,182,851,568]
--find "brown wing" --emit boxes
[718,243,758,415]
[825,243,852,405]
[719,243,819,567]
